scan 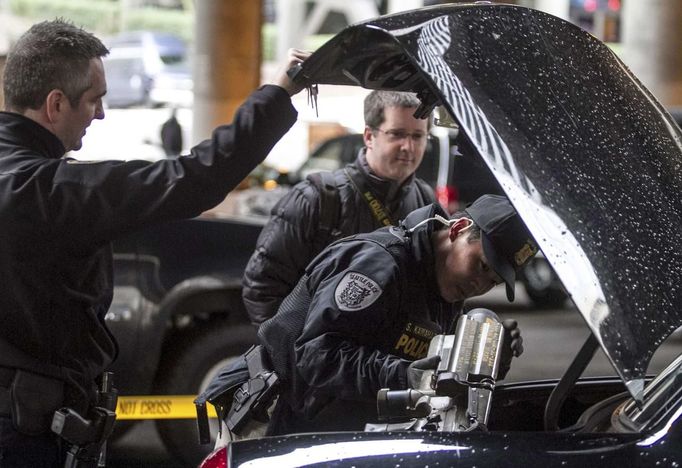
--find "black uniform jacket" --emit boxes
[243,150,436,326]
[0,85,296,408]
[259,203,462,432]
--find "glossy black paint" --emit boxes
[221,377,682,467]
[229,431,666,467]
[226,377,679,465]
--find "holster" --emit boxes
[226,345,280,435]
[194,345,280,443]
[52,372,117,468]
[195,355,249,444]
[9,370,64,436]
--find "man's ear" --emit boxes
[45,89,67,124]
[363,126,374,149]
[449,217,473,241]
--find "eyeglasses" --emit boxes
[372,127,428,144]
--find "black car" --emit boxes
[200,3,682,467]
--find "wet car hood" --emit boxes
[294,3,682,402]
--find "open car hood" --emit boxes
[294,3,682,402]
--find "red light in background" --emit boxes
[584,0,597,13]
[436,185,460,215]
[608,0,621,11]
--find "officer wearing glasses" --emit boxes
[243,90,437,327]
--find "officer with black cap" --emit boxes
[257,194,538,435]
[465,194,539,302]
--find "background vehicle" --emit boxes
[148,60,193,108]
[103,48,154,108]
[103,31,190,108]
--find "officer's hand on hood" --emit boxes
[272,48,312,96]
[498,319,523,380]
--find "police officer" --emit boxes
[258,195,537,435]
[242,90,436,327]
[0,19,308,466]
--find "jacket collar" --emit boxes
[354,148,416,202]
[0,111,66,159]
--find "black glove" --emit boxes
[406,355,441,389]
[498,319,523,380]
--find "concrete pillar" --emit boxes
[193,1,262,143]
[534,0,569,21]
[276,0,306,62]
[621,0,682,107]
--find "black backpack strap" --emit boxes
[306,171,341,249]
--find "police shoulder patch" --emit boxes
[334,271,383,311]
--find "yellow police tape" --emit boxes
[116,395,218,420]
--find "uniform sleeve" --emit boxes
[242,181,321,326]
[48,85,297,247]
[294,242,410,403]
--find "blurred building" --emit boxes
[620,0,682,107]
[532,0,682,107]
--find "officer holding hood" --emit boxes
[0,18,308,466]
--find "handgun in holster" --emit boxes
[52,372,118,468]
[225,345,280,435]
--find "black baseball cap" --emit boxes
[464,195,538,302]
